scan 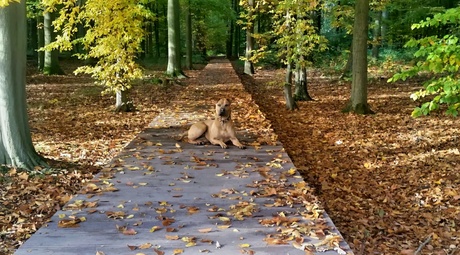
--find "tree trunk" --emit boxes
[37,15,44,71]
[381,9,388,47]
[43,11,64,75]
[244,0,255,75]
[153,3,161,58]
[146,23,153,58]
[341,42,352,79]
[115,89,135,112]
[284,63,297,110]
[166,0,185,77]
[232,0,239,58]
[226,18,234,59]
[185,0,193,70]
[0,0,48,170]
[343,0,373,114]
[28,17,38,66]
[294,67,313,101]
[371,11,382,60]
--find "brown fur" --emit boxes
[188,98,245,149]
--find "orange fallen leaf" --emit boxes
[122,228,137,235]
[198,228,212,233]
[166,235,180,240]
[153,248,165,255]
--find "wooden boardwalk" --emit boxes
[15,59,353,255]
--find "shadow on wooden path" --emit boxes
[15,59,353,255]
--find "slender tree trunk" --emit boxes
[146,23,153,58]
[166,0,185,77]
[341,42,352,78]
[233,0,239,58]
[115,89,134,112]
[294,66,313,101]
[43,11,64,75]
[343,0,373,114]
[233,23,240,58]
[153,4,161,58]
[29,18,38,66]
[371,11,382,60]
[37,15,44,70]
[244,0,255,75]
[0,0,48,170]
[227,19,234,59]
[381,9,388,47]
[185,0,193,70]
[284,63,297,110]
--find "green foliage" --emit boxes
[271,0,327,69]
[389,7,460,117]
[238,0,327,68]
[43,0,152,94]
[190,0,234,55]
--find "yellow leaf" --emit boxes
[287,168,296,175]
[138,243,152,249]
[150,226,162,232]
[219,217,231,222]
[239,243,251,248]
[185,242,197,247]
[173,249,184,255]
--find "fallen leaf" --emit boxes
[166,235,180,240]
[122,228,137,235]
[198,228,212,233]
[173,249,184,255]
[153,248,165,255]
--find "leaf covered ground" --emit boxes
[1,60,459,255]
[236,66,460,255]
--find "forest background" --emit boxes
[0,0,460,254]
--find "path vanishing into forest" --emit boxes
[14,59,353,255]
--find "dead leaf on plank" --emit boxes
[172,248,184,255]
[138,243,152,249]
[166,235,180,240]
[153,248,165,255]
[58,218,81,228]
[122,228,137,235]
[198,228,212,233]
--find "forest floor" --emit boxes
[235,65,460,255]
[0,59,459,255]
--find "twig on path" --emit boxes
[414,233,432,255]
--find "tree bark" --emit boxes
[226,16,234,59]
[166,0,185,77]
[284,63,297,110]
[294,67,313,101]
[153,3,161,58]
[381,9,388,47]
[244,0,255,75]
[28,17,38,66]
[371,11,382,60]
[185,0,193,70]
[341,42,352,79]
[115,89,134,112]
[43,11,64,75]
[0,0,48,170]
[37,15,44,70]
[343,0,373,114]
